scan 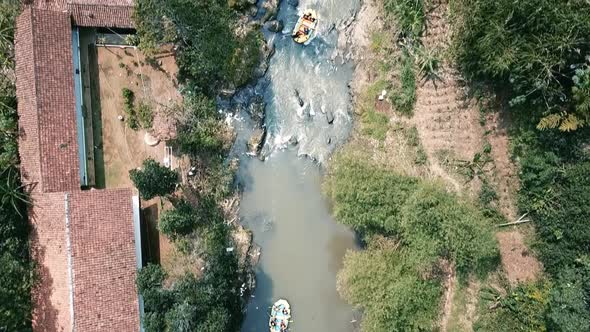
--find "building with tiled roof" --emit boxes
[15,2,143,331]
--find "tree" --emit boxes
[158,201,196,240]
[450,0,590,131]
[175,95,228,157]
[133,0,262,95]
[129,158,178,200]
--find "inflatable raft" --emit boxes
[292,9,318,45]
[269,299,291,331]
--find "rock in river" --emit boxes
[264,19,284,33]
[326,110,335,124]
[247,128,267,156]
[294,89,304,107]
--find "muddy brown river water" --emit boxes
[228,0,361,330]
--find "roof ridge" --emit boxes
[28,7,44,193]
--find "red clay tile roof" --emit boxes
[68,189,140,331]
[30,189,140,332]
[16,8,80,193]
[17,4,141,331]
[68,4,134,28]
[30,192,71,332]
[30,0,135,28]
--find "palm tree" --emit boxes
[0,167,30,217]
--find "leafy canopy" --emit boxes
[337,238,442,332]
[129,158,178,200]
[450,0,590,130]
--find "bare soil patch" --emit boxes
[496,231,542,285]
[92,45,184,274]
[94,45,181,189]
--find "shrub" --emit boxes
[547,267,590,332]
[158,201,196,240]
[129,158,178,200]
[475,281,551,331]
[226,30,263,88]
[337,238,442,332]
[520,158,590,274]
[325,154,418,235]
[122,88,139,130]
[383,0,425,39]
[175,95,228,157]
[137,101,154,129]
[401,183,499,275]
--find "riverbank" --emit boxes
[328,0,544,331]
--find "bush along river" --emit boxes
[221,0,361,330]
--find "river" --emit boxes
[226,0,361,331]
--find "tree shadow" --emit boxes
[241,268,274,332]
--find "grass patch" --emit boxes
[370,30,392,54]
[361,110,390,141]
[447,281,470,332]
[359,79,391,115]
[403,126,420,147]
[474,281,551,332]
[391,51,417,115]
[415,146,428,165]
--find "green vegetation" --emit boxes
[158,201,197,240]
[137,101,154,129]
[445,0,590,328]
[133,1,256,330]
[401,184,497,275]
[391,51,417,115]
[122,88,139,130]
[383,0,425,39]
[122,88,154,130]
[134,0,263,96]
[512,127,590,330]
[361,110,389,141]
[475,281,551,332]
[338,238,442,332]
[129,158,178,200]
[450,0,590,131]
[0,1,34,330]
[326,154,498,331]
[138,242,242,331]
[175,95,230,158]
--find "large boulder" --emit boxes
[264,19,284,33]
[247,128,267,155]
